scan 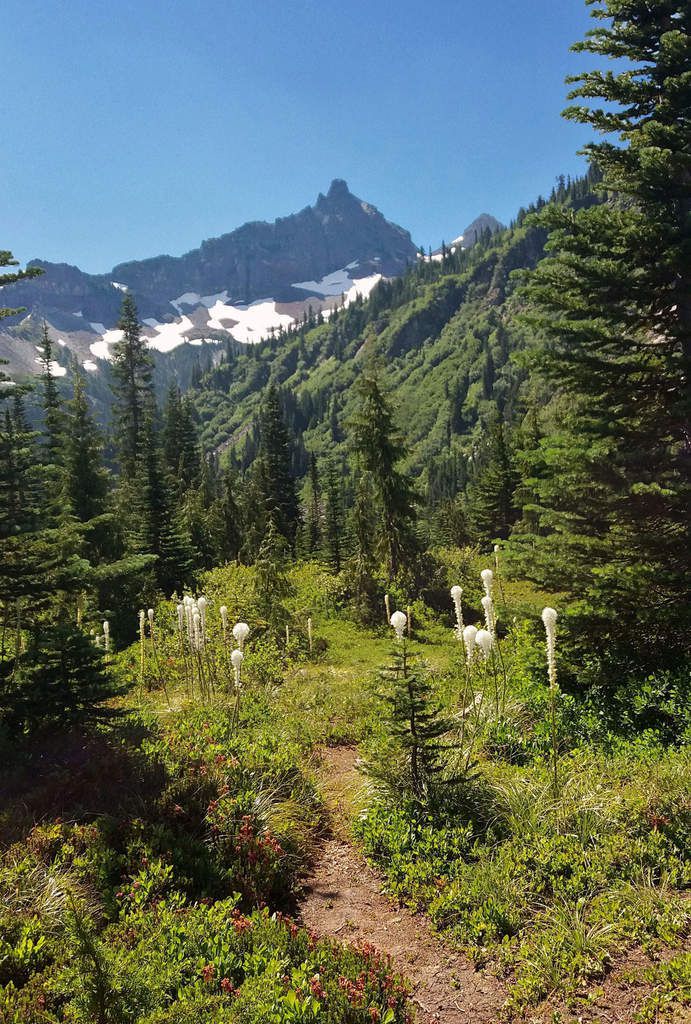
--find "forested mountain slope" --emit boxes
[191,173,598,497]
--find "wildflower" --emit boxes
[481,594,495,635]
[201,963,215,984]
[176,604,184,632]
[481,567,494,598]
[147,608,154,623]
[231,648,244,688]
[476,628,493,658]
[307,616,313,653]
[102,620,110,652]
[220,605,228,629]
[384,593,391,624]
[232,621,250,651]
[541,607,558,690]
[390,610,407,640]
[220,977,236,995]
[450,585,464,637]
[138,609,145,634]
[462,624,478,662]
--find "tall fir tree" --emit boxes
[38,321,64,462]
[306,451,322,555]
[63,373,109,524]
[256,385,300,549]
[466,414,519,544]
[323,458,344,573]
[110,294,154,474]
[349,371,419,579]
[515,0,691,671]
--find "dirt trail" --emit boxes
[297,746,507,1024]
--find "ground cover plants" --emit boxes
[1,554,688,1022]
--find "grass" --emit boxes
[0,556,688,1021]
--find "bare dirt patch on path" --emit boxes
[297,746,507,1024]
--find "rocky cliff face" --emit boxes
[2,180,417,332]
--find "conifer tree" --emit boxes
[38,322,64,461]
[367,641,451,806]
[110,294,153,474]
[163,384,201,492]
[516,0,691,669]
[256,385,299,549]
[323,459,344,573]
[136,414,193,595]
[466,415,519,544]
[349,371,418,578]
[306,452,322,555]
[217,467,242,564]
[63,373,109,524]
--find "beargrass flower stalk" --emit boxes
[138,610,146,690]
[103,620,110,654]
[475,629,493,659]
[481,568,493,599]
[390,610,407,641]
[462,624,478,663]
[494,544,500,570]
[197,596,208,641]
[230,648,244,730]
[406,605,412,638]
[481,594,495,635]
[450,585,464,638]
[193,611,202,652]
[307,616,313,655]
[176,604,184,633]
[232,621,250,651]
[285,623,290,647]
[384,593,391,625]
[542,606,560,795]
[230,648,244,687]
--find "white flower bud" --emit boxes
[450,585,464,637]
[481,594,495,634]
[233,621,250,650]
[220,605,228,627]
[390,610,407,640]
[231,647,244,688]
[542,607,558,689]
[462,624,478,662]
[480,568,494,598]
[476,628,493,658]
[147,608,154,623]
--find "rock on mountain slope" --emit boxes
[0,179,418,382]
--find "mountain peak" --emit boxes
[327,178,351,199]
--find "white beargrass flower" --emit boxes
[390,610,407,640]
[176,604,184,632]
[147,608,154,623]
[307,616,313,653]
[481,594,495,635]
[192,610,202,650]
[450,585,464,637]
[476,628,493,658]
[481,568,494,598]
[384,593,391,624]
[462,624,478,662]
[233,621,250,651]
[219,605,228,628]
[230,648,244,688]
[138,609,145,635]
[541,607,558,689]
[103,620,110,652]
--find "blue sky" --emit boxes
[3,0,600,272]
